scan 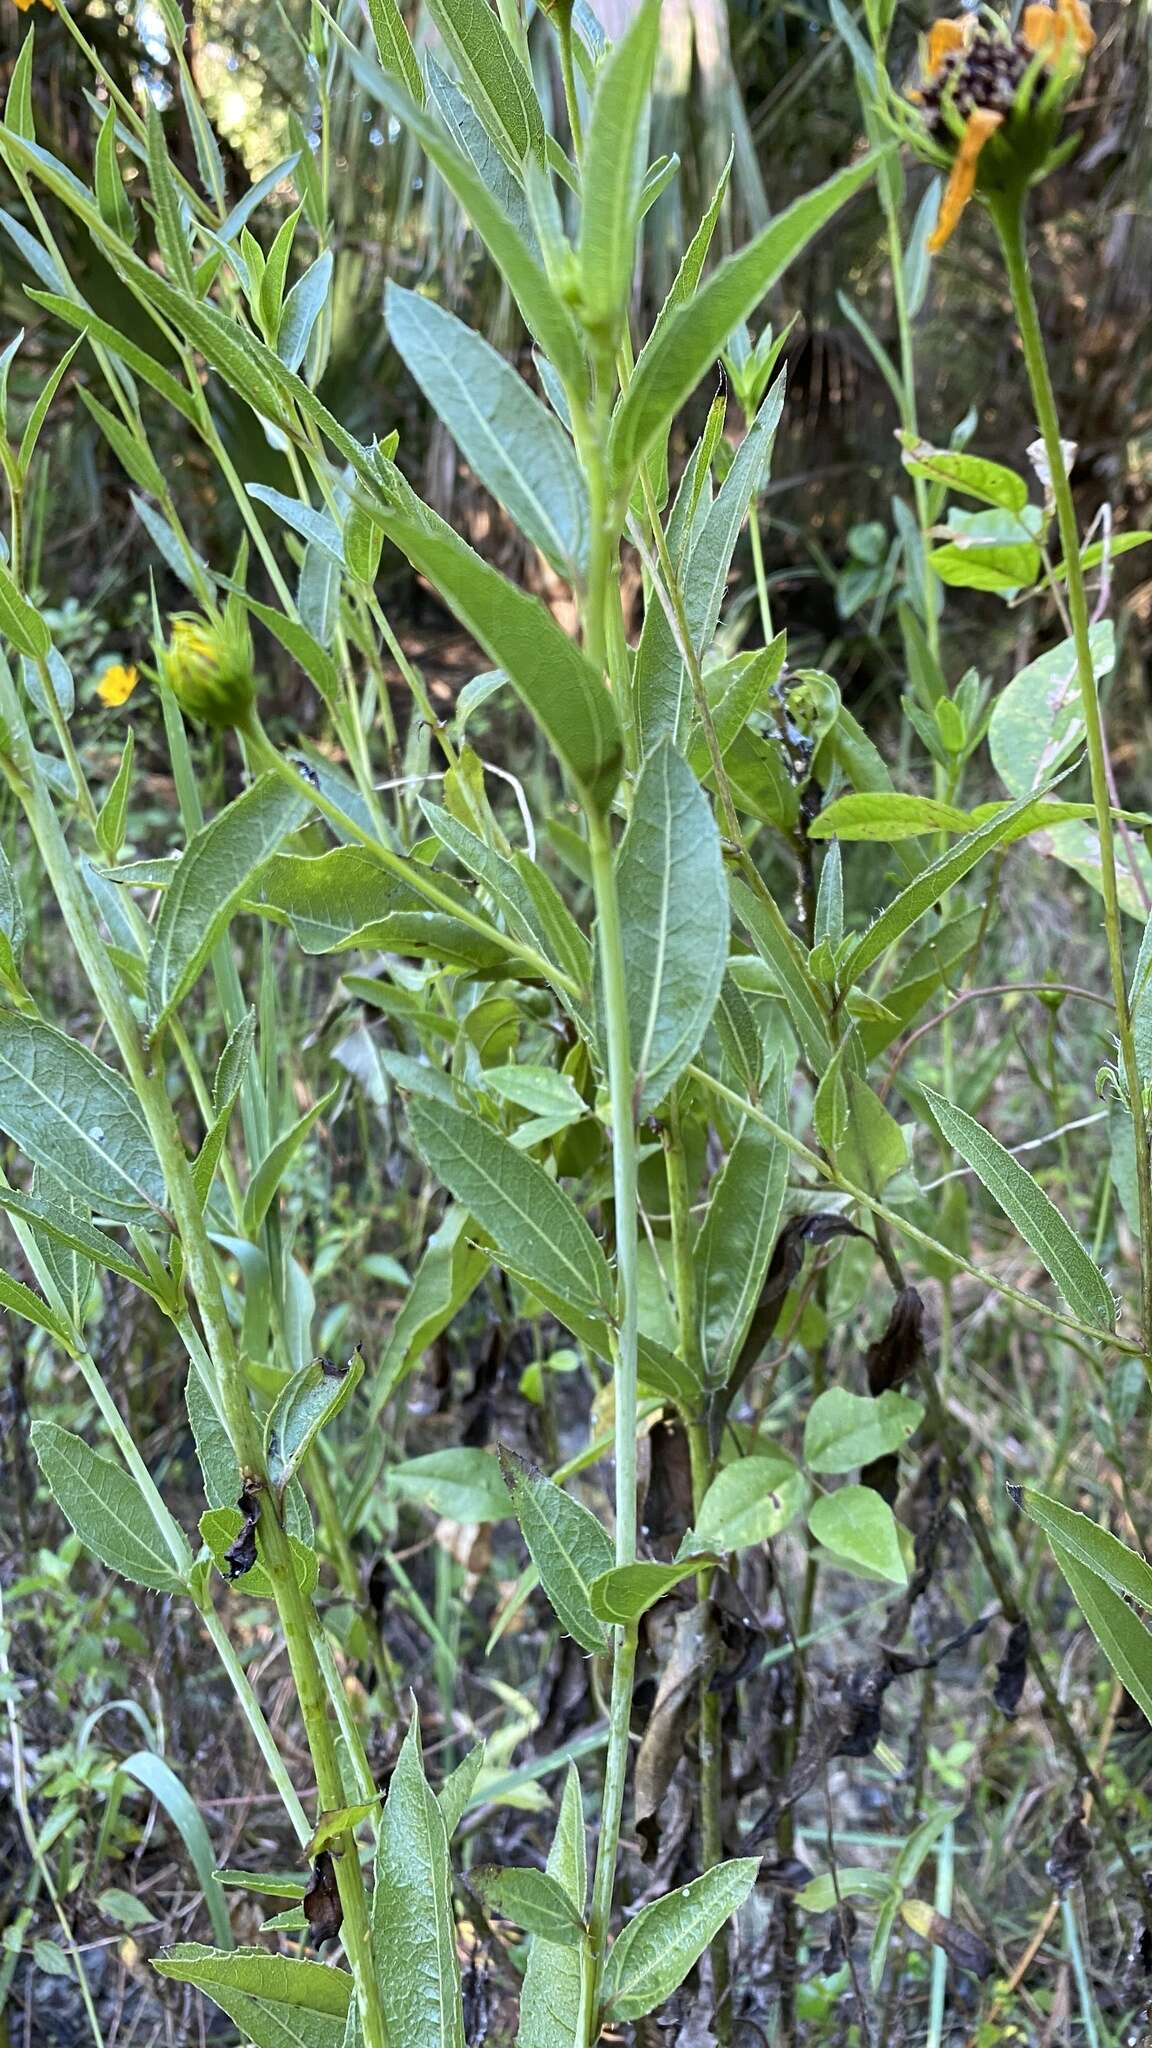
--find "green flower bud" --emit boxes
[161,611,255,730]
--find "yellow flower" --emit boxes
[914,1,1094,250]
[96,662,139,708]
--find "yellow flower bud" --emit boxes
[161,611,255,730]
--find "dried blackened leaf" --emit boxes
[1047,1793,1093,1894]
[993,1618,1030,1717]
[821,1900,857,1973]
[722,1212,869,1413]
[223,1478,261,1581]
[303,1849,343,1948]
[761,1857,814,1892]
[865,1286,925,1394]
[641,1414,694,1555]
[635,1602,719,1858]
[900,1898,995,1978]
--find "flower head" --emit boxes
[161,610,255,729]
[911,0,1094,250]
[96,662,139,708]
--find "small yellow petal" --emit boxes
[927,108,1004,253]
[97,663,139,708]
[924,17,966,80]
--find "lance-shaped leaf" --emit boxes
[614,737,728,1116]
[147,774,312,1033]
[373,1714,465,2047]
[408,1096,614,1324]
[695,1064,790,1385]
[600,1859,760,2022]
[386,283,588,582]
[921,1085,1115,1330]
[501,1450,614,1653]
[518,1764,587,2048]
[152,1946,350,2047]
[577,0,661,341]
[31,1422,186,1592]
[470,1865,585,1947]
[243,1085,339,1237]
[0,1014,166,1219]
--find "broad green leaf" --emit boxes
[696,1066,789,1385]
[502,1451,614,1653]
[929,539,1040,592]
[615,737,728,1115]
[470,1865,584,1947]
[277,249,333,375]
[366,0,423,102]
[152,1946,349,2046]
[408,1096,614,1322]
[94,105,134,242]
[803,1388,923,1474]
[518,1765,586,2048]
[1048,1539,1152,1730]
[1015,1488,1152,1607]
[808,1486,907,1584]
[0,837,25,983]
[147,776,311,1032]
[423,0,543,168]
[609,151,887,482]
[988,623,1113,798]
[898,437,1030,514]
[121,1756,231,1948]
[795,1870,895,1912]
[483,1064,586,1123]
[371,1207,489,1417]
[600,1859,760,2022]
[0,1014,165,1219]
[373,1715,465,2048]
[692,1453,805,1551]
[588,1555,717,1625]
[840,785,1052,985]
[31,1422,184,1592]
[386,283,587,581]
[577,0,660,341]
[243,1085,339,1236]
[809,793,970,841]
[391,1448,511,1524]
[371,78,583,388]
[369,495,621,811]
[265,1346,364,1495]
[921,1084,1114,1329]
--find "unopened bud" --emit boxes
[161,611,255,730]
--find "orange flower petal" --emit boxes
[1023,0,1093,59]
[927,108,1004,253]
[924,17,966,80]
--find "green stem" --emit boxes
[0,681,389,2048]
[993,193,1152,1365]
[663,1100,729,2029]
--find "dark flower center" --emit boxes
[920,26,1032,131]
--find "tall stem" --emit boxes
[0,682,389,2048]
[580,385,642,2021]
[993,193,1152,1363]
[665,1101,731,2039]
